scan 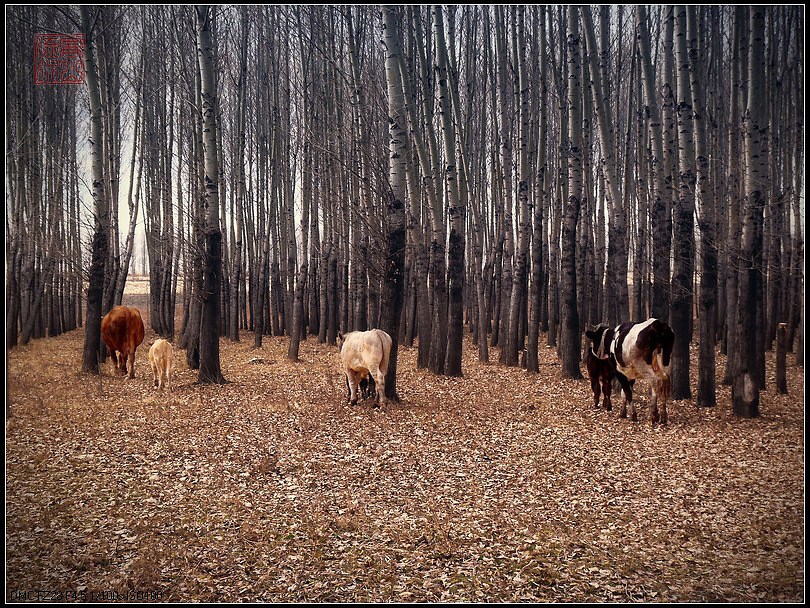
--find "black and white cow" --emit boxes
[589,318,675,424]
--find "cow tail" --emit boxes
[654,341,672,403]
[661,325,675,368]
[377,331,389,375]
[659,360,671,403]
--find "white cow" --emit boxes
[148,338,174,391]
[338,329,392,407]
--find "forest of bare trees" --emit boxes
[6,5,805,414]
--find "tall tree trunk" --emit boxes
[559,6,583,379]
[229,7,249,342]
[689,6,717,407]
[81,6,110,375]
[380,5,407,398]
[733,6,767,418]
[505,7,531,367]
[723,6,746,385]
[527,8,547,373]
[582,7,629,325]
[196,4,225,384]
[432,5,465,377]
[637,7,669,322]
[670,5,696,400]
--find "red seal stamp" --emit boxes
[33,33,86,84]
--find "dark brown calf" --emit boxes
[585,325,615,410]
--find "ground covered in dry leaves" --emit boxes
[6,295,805,602]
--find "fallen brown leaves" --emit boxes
[6,300,804,602]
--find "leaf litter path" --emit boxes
[6,305,804,602]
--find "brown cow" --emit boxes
[101,306,145,378]
[148,338,174,391]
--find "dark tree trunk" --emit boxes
[196,4,225,384]
[559,6,583,380]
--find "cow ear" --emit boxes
[585,330,595,340]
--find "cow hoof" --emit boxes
[605,404,612,411]
[619,410,627,419]
[350,399,358,406]
[630,412,638,422]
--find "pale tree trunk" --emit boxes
[733,7,767,418]
[495,6,514,363]
[786,110,803,351]
[81,6,110,374]
[100,10,122,321]
[636,6,670,322]
[185,52,205,369]
[114,28,146,307]
[689,6,717,408]
[582,7,629,325]
[527,6,547,373]
[230,7,249,342]
[446,7,477,367]
[346,8,371,332]
[433,5,464,377]
[670,5,695,401]
[547,6,566,349]
[559,6,583,379]
[395,11,430,364]
[505,6,531,367]
[380,5,407,399]
[661,7,677,328]
[723,6,747,385]
[418,11,447,376]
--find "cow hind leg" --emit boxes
[654,378,669,424]
[346,371,359,405]
[127,350,136,379]
[150,360,158,387]
[616,373,635,420]
[590,376,601,408]
[118,351,129,375]
[370,366,386,407]
[657,378,669,425]
[616,373,636,420]
[601,376,612,411]
[650,385,660,425]
[628,390,637,421]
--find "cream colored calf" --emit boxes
[338,329,392,406]
[148,339,174,391]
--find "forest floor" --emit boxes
[6,291,805,602]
